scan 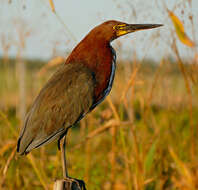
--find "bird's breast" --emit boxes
[66,41,116,109]
[90,46,116,109]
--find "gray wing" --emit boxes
[17,63,94,155]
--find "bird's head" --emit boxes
[91,20,163,42]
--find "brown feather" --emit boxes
[17,63,94,154]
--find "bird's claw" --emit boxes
[63,177,86,190]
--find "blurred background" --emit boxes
[0,0,198,189]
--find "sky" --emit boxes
[0,0,198,61]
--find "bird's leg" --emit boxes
[61,135,79,179]
[61,135,68,178]
[60,133,87,190]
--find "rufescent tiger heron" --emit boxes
[17,20,162,180]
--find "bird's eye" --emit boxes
[113,24,126,30]
[113,25,119,30]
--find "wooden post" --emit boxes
[53,178,86,190]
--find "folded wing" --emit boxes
[17,63,95,155]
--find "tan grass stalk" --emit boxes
[172,39,195,160]
[27,154,48,190]
[0,146,16,188]
[107,97,132,190]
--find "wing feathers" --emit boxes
[17,63,94,154]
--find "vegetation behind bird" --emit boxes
[0,0,198,189]
[0,57,198,189]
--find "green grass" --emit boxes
[0,58,198,190]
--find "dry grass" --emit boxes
[0,56,198,190]
[0,1,198,189]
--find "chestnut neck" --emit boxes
[65,33,115,102]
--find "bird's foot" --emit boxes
[63,176,86,190]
